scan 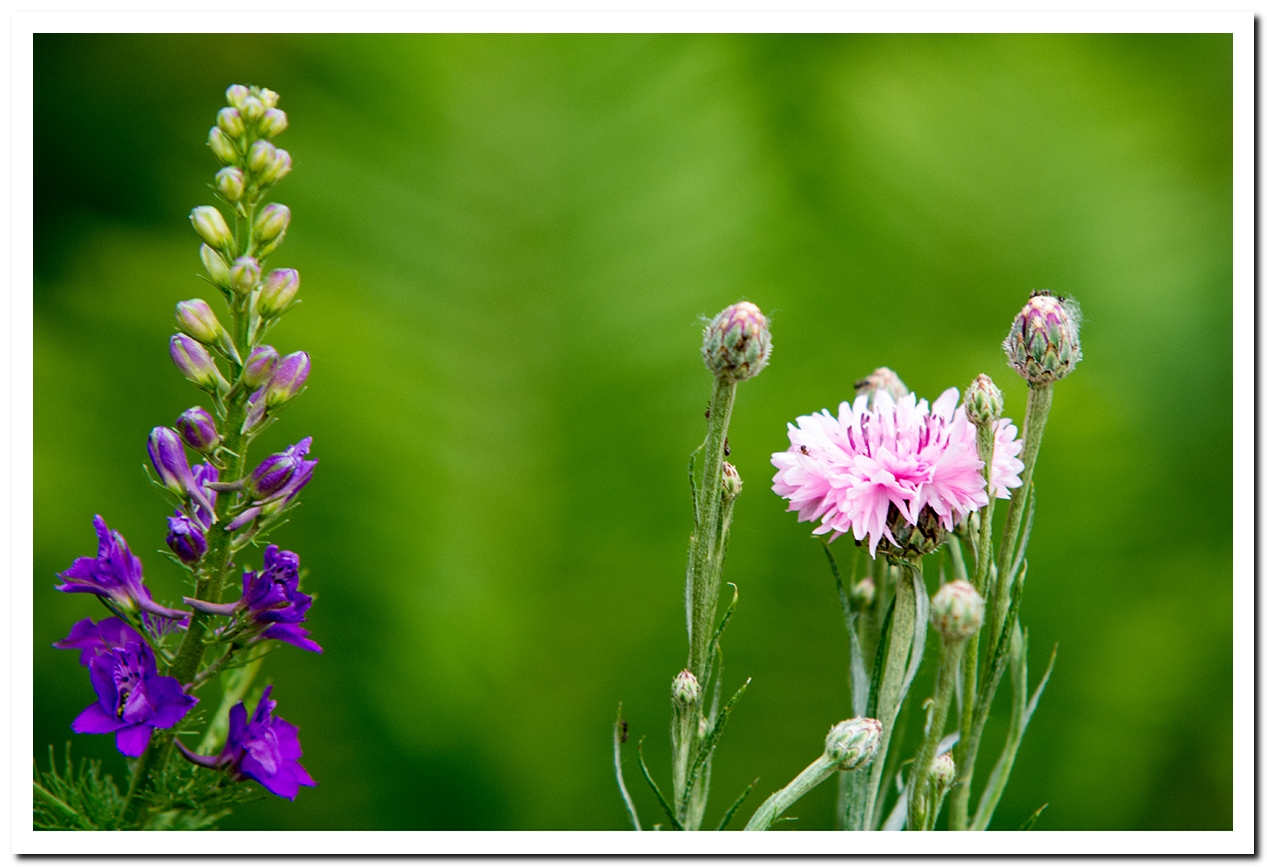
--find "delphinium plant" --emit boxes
[34,85,320,830]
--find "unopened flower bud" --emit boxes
[148,426,195,498]
[190,206,233,249]
[851,577,875,610]
[243,345,279,388]
[208,127,238,165]
[215,166,245,203]
[854,366,909,404]
[225,84,249,109]
[174,299,224,345]
[265,351,310,407]
[170,334,227,391]
[240,94,265,123]
[258,149,292,185]
[176,407,221,454]
[247,139,277,174]
[964,373,1004,427]
[229,256,260,296]
[258,88,280,109]
[930,580,984,643]
[929,751,956,795]
[200,244,231,287]
[254,204,290,244]
[671,670,701,707]
[216,107,245,138]
[702,301,771,381]
[166,514,207,565]
[259,268,299,317]
[1003,290,1082,386]
[721,462,742,500]
[825,717,882,771]
[259,108,288,138]
[245,437,315,502]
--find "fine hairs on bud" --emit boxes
[929,751,956,794]
[671,670,701,706]
[964,373,1004,427]
[1003,289,1082,386]
[825,717,882,771]
[721,461,742,499]
[929,580,985,643]
[701,301,771,382]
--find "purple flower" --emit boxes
[54,617,144,666]
[70,631,198,756]
[245,437,317,503]
[176,685,315,800]
[176,407,221,454]
[243,345,278,388]
[264,351,310,408]
[170,334,227,391]
[166,514,207,564]
[148,427,215,516]
[56,516,188,621]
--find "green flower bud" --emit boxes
[1004,290,1082,387]
[199,244,231,287]
[216,107,245,138]
[701,301,771,382]
[225,84,250,109]
[215,166,245,203]
[259,268,299,317]
[878,504,949,560]
[964,373,1004,427]
[929,751,956,796]
[240,94,265,123]
[247,139,277,174]
[190,206,233,249]
[254,204,290,245]
[825,717,882,771]
[229,256,260,296]
[174,299,224,345]
[930,580,984,643]
[258,88,280,109]
[671,669,701,707]
[850,576,875,610]
[854,366,909,405]
[721,461,742,500]
[259,108,288,138]
[208,127,238,165]
[258,149,292,185]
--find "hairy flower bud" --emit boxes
[254,204,291,245]
[176,407,221,454]
[721,461,742,500]
[930,580,985,643]
[200,244,231,287]
[258,149,292,185]
[215,166,246,203]
[230,256,261,296]
[240,94,265,124]
[259,108,288,138]
[929,751,956,795]
[265,352,310,407]
[166,514,207,565]
[1004,290,1082,386]
[825,717,882,771]
[854,366,909,404]
[190,206,233,249]
[851,576,875,610]
[243,345,279,388]
[174,299,224,346]
[964,373,1004,427]
[225,84,250,109]
[671,670,701,707]
[216,107,245,138]
[702,301,771,381]
[259,269,299,317]
[170,334,227,391]
[247,139,277,174]
[208,127,238,165]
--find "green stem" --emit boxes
[907,640,964,831]
[744,755,839,831]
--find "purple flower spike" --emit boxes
[246,437,316,502]
[148,428,216,517]
[71,631,197,756]
[54,617,144,666]
[265,352,310,408]
[176,407,221,454]
[166,514,207,564]
[56,516,188,621]
[176,686,315,799]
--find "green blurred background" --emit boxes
[33,33,1231,831]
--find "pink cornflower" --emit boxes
[771,388,1023,557]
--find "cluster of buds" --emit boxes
[702,301,771,382]
[207,86,291,209]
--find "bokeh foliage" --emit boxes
[34,33,1231,830]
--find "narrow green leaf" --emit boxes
[825,543,870,718]
[715,778,759,830]
[866,596,896,719]
[701,583,739,690]
[636,738,682,830]
[1019,803,1049,830]
[613,704,642,831]
[681,677,751,812]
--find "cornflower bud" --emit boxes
[258,149,292,185]
[225,84,249,109]
[200,244,231,287]
[209,127,239,166]
[190,206,233,249]
[215,166,246,203]
[254,205,291,245]
[216,107,245,138]
[930,580,984,643]
[721,461,742,499]
[166,514,207,565]
[176,407,221,454]
[230,256,261,296]
[1003,290,1082,386]
[259,108,288,138]
[258,88,280,109]
[259,269,299,317]
[265,352,311,407]
[854,366,909,404]
[243,345,279,388]
[851,576,875,610]
[247,139,277,174]
[240,94,265,123]
[702,301,771,382]
[174,299,224,345]
[671,670,701,707]
[170,334,228,391]
[825,717,882,771]
[964,373,1004,427]
[929,751,956,796]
